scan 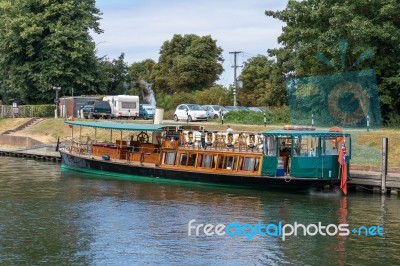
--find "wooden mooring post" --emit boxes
[381,138,388,194]
[348,137,399,193]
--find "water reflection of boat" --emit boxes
[59,121,351,191]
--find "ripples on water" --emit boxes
[0,156,399,265]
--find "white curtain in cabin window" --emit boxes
[243,157,255,171]
[264,136,276,156]
[202,155,212,168]
[165,152,176,165]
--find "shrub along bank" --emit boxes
[222,107,290,125]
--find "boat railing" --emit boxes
[75,139,162,164]
[178,132,263,153]
[65,137,95,155]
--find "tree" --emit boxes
[128,59,156,100]
[238,55,286,106]
[129,59,155,82]
[194,85,230,106]
[99,53,130,95]
[0,0,102,103]
[154,34,224,93]
[266,0,400,124]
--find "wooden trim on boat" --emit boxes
[158,147,263,176]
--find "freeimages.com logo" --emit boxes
[188,219,383,241]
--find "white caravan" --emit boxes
[103,95,139,119]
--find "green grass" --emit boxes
[351,133,381,166]
[0,118,31,132]
[223,108,290,126]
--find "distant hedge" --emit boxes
[223,107,290,125]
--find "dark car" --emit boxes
[82,101,112,119]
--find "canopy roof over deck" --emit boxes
[262,129,351,138]
[64,121,176,132]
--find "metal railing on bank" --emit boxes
[0,105,54,118]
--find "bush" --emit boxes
[223,106,290,125]
[385,112,400,128]
[34,105,55,117]
[156,93,174,111]
[194,86,231,106]
[268,106,291,124]
[163,109,175,120]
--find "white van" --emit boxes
[103,95,139,119]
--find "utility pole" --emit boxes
[229,51,242,106]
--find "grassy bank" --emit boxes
[0,118,31,132]
[0,118,398,169]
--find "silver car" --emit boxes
[202,105,228,119]
[174,104,208,122]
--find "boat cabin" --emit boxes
[261,129,351,178]
[64,121,265,175]
[63,121,350,181]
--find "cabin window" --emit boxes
[217,155,224,169]
[121,102,137,109]
[178,153,188,166]
[322,136,350,156]
[197,154,215,168]
[187,153,197,167]
[223,156,237,170]
[239,157,256,171]
[264,136,277,156]
[279,138,292,152]
[254,158,260,171]
[322,137,339,156]
[293,136,319,157]
[163,152,176,165]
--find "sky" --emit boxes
[92,0,288,87]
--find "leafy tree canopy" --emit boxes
[154,34,224,93]
[239,55,286,106]
[128,59,156,100]
[99,53,130,95]
[266,0,400,122]
[129,59,155,82]
[0,0,102,103]
[195,85,230,106]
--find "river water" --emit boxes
[0,156,399,265]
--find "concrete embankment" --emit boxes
[0,130,61,161]
[0,135,43,147]
[0,144,61,162]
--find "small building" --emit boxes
[9,98,23,117]
[59,96,101,118]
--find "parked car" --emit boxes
[139,104,156,120]
[82,101,112,119]
[224,106,249,111]
[202,105,228,119]
[173,104,208,122]
[247,107,269,113]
